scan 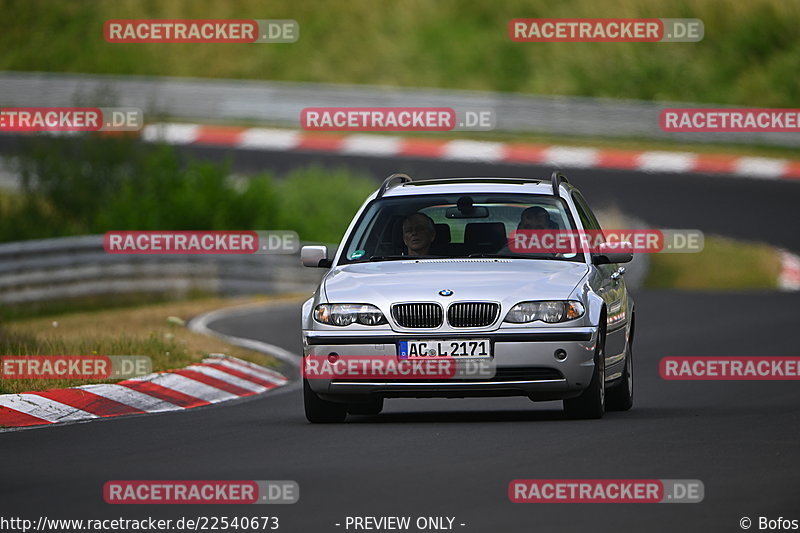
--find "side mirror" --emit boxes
[592,242,633,265]
[301,245,333,268]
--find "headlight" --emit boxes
[504,301,585,324]
[314,304,388,326]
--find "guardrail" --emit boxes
[0,233,648,305]
[1,71,796,147]
[0,235,325,304]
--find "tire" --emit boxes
[303,378,347,423]
[563,322,606,420]
[347,397,384,416]
[607,328,633,412]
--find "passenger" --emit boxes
[402,212,436,256]
[518,206,556,230]
[501,206,559,255]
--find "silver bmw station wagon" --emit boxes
[300,172,634,422]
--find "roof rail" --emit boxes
[551,171,569,196]
[377,173,413,198]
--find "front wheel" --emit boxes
[563,324,606,419]
[304,378,347,423]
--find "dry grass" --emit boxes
[595,208,782,290]
[0,294,306,394]
[646,235,781,289]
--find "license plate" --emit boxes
[398,339,492,359]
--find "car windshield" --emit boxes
[338,193,582,264]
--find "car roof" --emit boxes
[378,177,568,198]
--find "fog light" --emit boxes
[554,349,567,361]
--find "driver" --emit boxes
[402,212,436,256]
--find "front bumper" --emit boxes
[302,327,598,401]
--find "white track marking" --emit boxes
[206,357,288,385]
[238,128,301,150]
[543,146,599,168]
[184,364,268,393]
[637,151,697,173]
[141,123,200,144]
[0,394,96,423]
[734,157,787,179]
[127,372,239,403]
[342,135,402,156]
[441,140,505,162]
[77,384,180,412]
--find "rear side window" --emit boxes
[571,192,602,231]
[571,192,606,253]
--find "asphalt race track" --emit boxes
[2,145,800,532]
[2,291,800,532]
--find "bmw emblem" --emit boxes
[439,289,454,297]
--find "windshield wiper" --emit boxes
[366,253,528,261]
[467,252,564,260]
[368,255,411,262]
[368,255,440,262]
[466,253,521,258]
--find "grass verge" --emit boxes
[2,0,799,107]
[0,290,217,322]
[645,235,781,290]
[0,294,304,394]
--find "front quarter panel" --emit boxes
[302,296,316,331]
[576,267,606,328]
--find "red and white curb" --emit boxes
[0,355,288,428]
[779,250,800,291]
[141,123,800,180]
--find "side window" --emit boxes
[572,192,606,249]
[571,192,598,230]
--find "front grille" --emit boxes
[391,303,444,328]
[447,302,500,328]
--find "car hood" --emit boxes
[323,259,589,306]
